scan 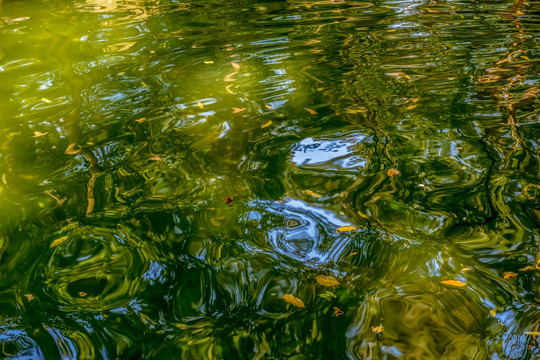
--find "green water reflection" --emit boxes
[0,0,539,358]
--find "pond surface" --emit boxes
[0,0,539,358]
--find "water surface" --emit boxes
[0,0,539,358]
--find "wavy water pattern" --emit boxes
[0,0,539,358]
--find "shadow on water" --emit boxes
[0,0,539,358]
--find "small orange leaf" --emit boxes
[440,280,466,287]
[387,168,402,177]
[197,102,204,109]
[305,108,317,115]
[149,156,162,161]
[372,324,384,333]
[305,190,322,198]
[349,252,358,256]
[489,310,496,317]
[283,294,305,308]
[50,236,68,247]
[406,104,417,110]
[519,266,536,271]
[336,226,356,233]
[24,294,34,302]
[461,267,471,272]
[316,275,340,287]
[333,307,344,316]
[503,272,517,279]
[33,131,48,137]
[261,120,272,128]
[306,4,312,9]
[135,118,147,123]
[233,107,246,114]
[79,292,87,297]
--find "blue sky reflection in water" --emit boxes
[0,0,539,358]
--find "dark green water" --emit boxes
[0,0,539,358]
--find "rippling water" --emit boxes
[0,0,539,358]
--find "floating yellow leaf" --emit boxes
[316,275,340,287]
[305,190,322,198]
[233,107,246,114]
[135,118,147,123]
[440,280,466,287]
[197,102,204,109]
[410,98,419,103]
[525,331,540,336]
[387,168,402,177]
[24,294,34,302]
[489,310,496,317]
[349,252,358,256]
[333,307,344,317]
[265,104,274,109]
[336,226,356,233]
[50,235,68,247]
[461,267,471,272]
[41,98,51,103]
[79,292,87,297]
[118,72,125,75]
[306,4,312,9]
[149,156,162,161]
[305,108,317,115]
[406,104,417,110]
[372,324,384,333]
[204,61,214,64]
[357,210,369,219]
[261,120,272,128]
[33,131,48,137]
[503,272,517,279]
[283,294,305,308]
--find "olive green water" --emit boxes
[0,0,539,358]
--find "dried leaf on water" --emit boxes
[387,168,402,177]
[204,61,214,64]
[306,4,312,9]
[440,280,466,287]
[357,210,369,219]
[149,156,162,161]
[333,307,344,317]
[461,267,471,272]
[233,107,246,114]
[336,226,356,233]
[79,292,87,297]
[305,190,322,198]
[349,252,358,256]
[519,266,537,271]
[261,120,272,128]
[50,235,68,247]
[283,294,305,308]
[135,118,147,123]
[197,102,204,109]
[489,310,496,317]
[372,324,384,333]
[503,272,517,280]
[33,131,48,137]
[406,104,417,110]
[41,98,52,103]
[305,108,317,115]
[24,294,35,302]
[316,275,340,287]
[265,104,274,110]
